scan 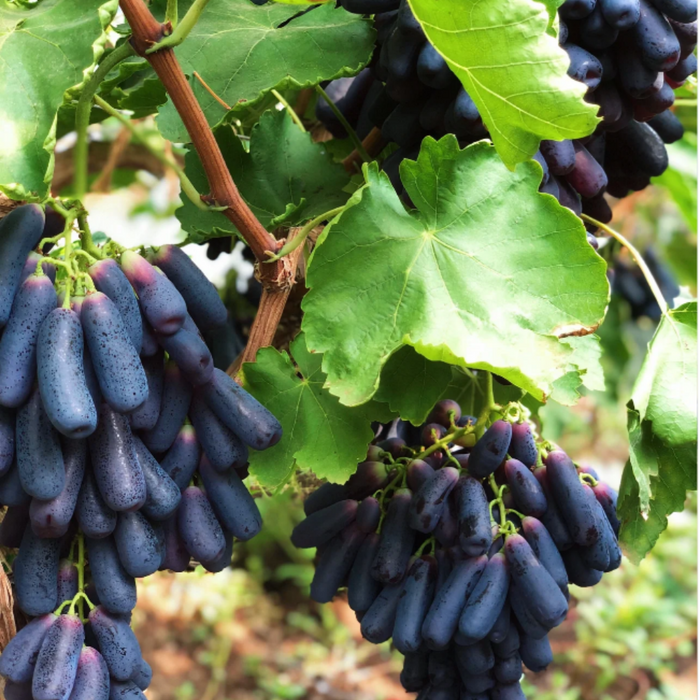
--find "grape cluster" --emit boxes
[293,399,621,700]
[320,0,695,230]
[0,204,283,699]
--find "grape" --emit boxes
[82,292,149,414]
[4,681,33,700]
[519,632,553,672]
[199,368,283,450]
[600,0,642,27]
[86,536,137,615]
[539,140,575,176]
[156,321,214,387]
[30,439,86,538]
[468,421,512,479]
[360,577,405,644]
[16,387,65,500]
[0,205,45,328]
[666,51,698,80]
[393,555,438,653]
[493,619,520,658]
[148,244,227,331]
[0,405,14,475]
[454,476,491,556]
[488,600,512,644]
[668,17,698,56]
[561,547,603,586]
[504,460,547,517]
[582,484,622,572]
[493,654,522,684]
[615,37,662,98]
[632,81,676,120]
[508,585,549,639]
[130,659,153,691]
[201,529,234,572]
[0,275,57,408]
[0,613,56,683]
[565,142,608,199]
[19,253,56,288]
[559,0,596,18]
[400,651,430,692]
[420,89,457,131]
[421,556,487,649]
[382,100,427,148]
[650,0,697,22]
[56,560,79,606]
[533,467,574,550]
[303,481,347,516]
[445,89,485,139]
[198,456,262,540]
[89,403,147,513]
[67,647,110,700]
[371,488,415,583]
[417,43,455,89]
[31,614,84,700]
[177,486,226,562]
[140,360,192,454]
[291,499,358,548]
[457,553,510,643]
[310,523,366,603]
[0,461,30,507]
[189,393,248,471]
[76,470,117,539]
[592,481,621,535]
[108,680,147,698]
[434,495,459,547]
[89,606,141,681]
[454,638,495,678]
[459,671,495,695]
[563,44,603,91]
[508,422,538,468]
[347,531,382,612]
[160,515,190,572]
[579,3,620,50]
[521,516,569,596]
[491,683,526,700]
[581,191,613,224]
[89,258,143,353]
[120,250,187,335]
[429,649,460,688]
[129,352,163,431]
[632,0,681,70]
[346,459,393,499]
[114,511,163,578]
[504,534,568,628]
[409,467,459,533]
[356,496,381,532]
[140,318,159,357]
[132,435,181,521]
[0,502,30,547]
[160,424,200,491]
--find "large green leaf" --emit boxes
[550,334,605,405]
[241,334,395,488]
[407,0,599,169]
[0,0,117,199]
[302,136,609,407]
[177,109,351,241]
[156,0,374,143]
[618,302,697,563]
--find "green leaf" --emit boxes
[407,0,599,169]
[156,0,374,143]
[618,302,698,562]
[302,136,609,407]
[177,109,351,242]
[550,334,605,405]
[0,0,118,199]
[241,334,395,488]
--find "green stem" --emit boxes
[489,474,508,534]
[414,537,435,557]
[474,372,496,438]
[77,212,103,259]
[581,214,670,319]
[74,41,136,200]
[265,206,346,263]
[73,249,98,267]
[272,89,306,132]
[415,423,473,462]
[93,95,209,211]
[166,0,179,26]
[146,0,211,53]
[579,472,598,487]
[315,85,371,162]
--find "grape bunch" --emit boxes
[319,0,695,232]
[293,399,621,700]
[0,204,283,698]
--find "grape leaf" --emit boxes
[156,0,374,143]
[550,334,605,405]
[407,0,599,169]
[0,0,118,199]
[177,109,350,242]
[242,334,395,488]
[302,135,609,407]
[618,302,697,563]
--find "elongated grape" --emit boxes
[458,553,509,643]
[563,44,603,91]
[422,556,487,649]
[632,0,681,71]
[600,0,641,27]
[82,292,148,414]
[89,258,143,353]
[360,578,404,644]
[400,651,429,692]
[89,403,146,512]
[199,368,282,450]
[86,536,137,615]
[120,250,187,335]
[76,469,117,539]
[519,633,553,672]
[108,680,147,699]
[488,600,512,644]
[580,3,620,50]
[157,322,213,387]
[346,460,393,498]
[67,647,109,700]
[393,555,437,653]
[177,486,226,562]
[533,467,573,550]
[89,606,141,681]
[189,393,248,471]
[616,37,661,98]
[356,496,381,533]
[521,517,568,596]
[160,515,190,572]
[0,613,56,683]
[129,352,163,431]
[566,142,608,199]
[303,482,347,515]
[504,460,547,517]
[491,683,526,700]
[459,671,495,695]
[292,499,358,548]
[545,451,599,546]
[493,619,520,658]
[669,17,698,57]
[454,476,491,556]
[32,614,84,700]
[19,253,56,287]
[148,245,227,331]
[160,424,200,491]
[562,547,603,586]
[56,560,79,605]
[651,0,696,24]
[409,467,459,533]
[132,435,181,521]
[593,481,621,535]
[508,585,549,639]
[429,649,460,689]
[140,318,159,357]
[0,406,14,475]
[347,532,382,612]
[16,387,65,500]
[0,204,45,328]
[310,523,366,603]
[0,276,56,408]
[504,534,568,628]
[434,495,459,547]
[468,421,512,479]
[201,529,233,573]
[130,659,152,691]
[454,638,495,677]
[198,456,262,540]
[0,502,29,547]
[667,51,697,83]
[4,681,33,700]
[416,42,454,89]
[114,511,162,578]
[371,488,415,583]
[560,0,596,17]
[0,461,30,507]
[508,422,538,467]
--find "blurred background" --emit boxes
[59,91,697,700]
